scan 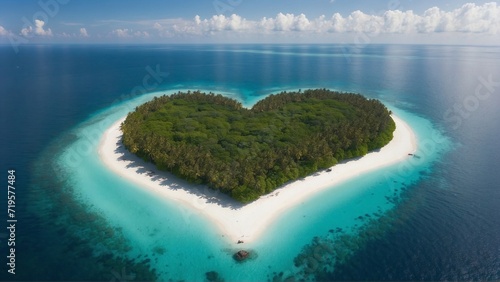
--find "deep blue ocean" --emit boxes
[1,44,499,281]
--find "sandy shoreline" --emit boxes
[98,115,417,244]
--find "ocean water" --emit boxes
[1,44,499,281]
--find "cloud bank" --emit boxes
[5,2,498,44]
[145,2,499,38]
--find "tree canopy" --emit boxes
[121,89,395,203]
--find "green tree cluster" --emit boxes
[121,89,395,203]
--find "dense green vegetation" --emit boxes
[121,89,395,203]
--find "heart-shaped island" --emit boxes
[121,89,396,203]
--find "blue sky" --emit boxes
[0,0,499,44]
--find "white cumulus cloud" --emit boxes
[111,28,149,38]
[34,20,53,36]
[20,20,53,37]
[194,14,250,32]
[134,30,150,37]
[79,28,89,37]
[0,25,9,36]
[111,28,131,38]
[259,13,312,32]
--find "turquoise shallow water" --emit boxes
[55,88,450,281]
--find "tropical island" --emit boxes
[120,89,395,203]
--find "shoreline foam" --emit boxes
[99,115,417,244]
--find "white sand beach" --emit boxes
[99,115,417,244]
